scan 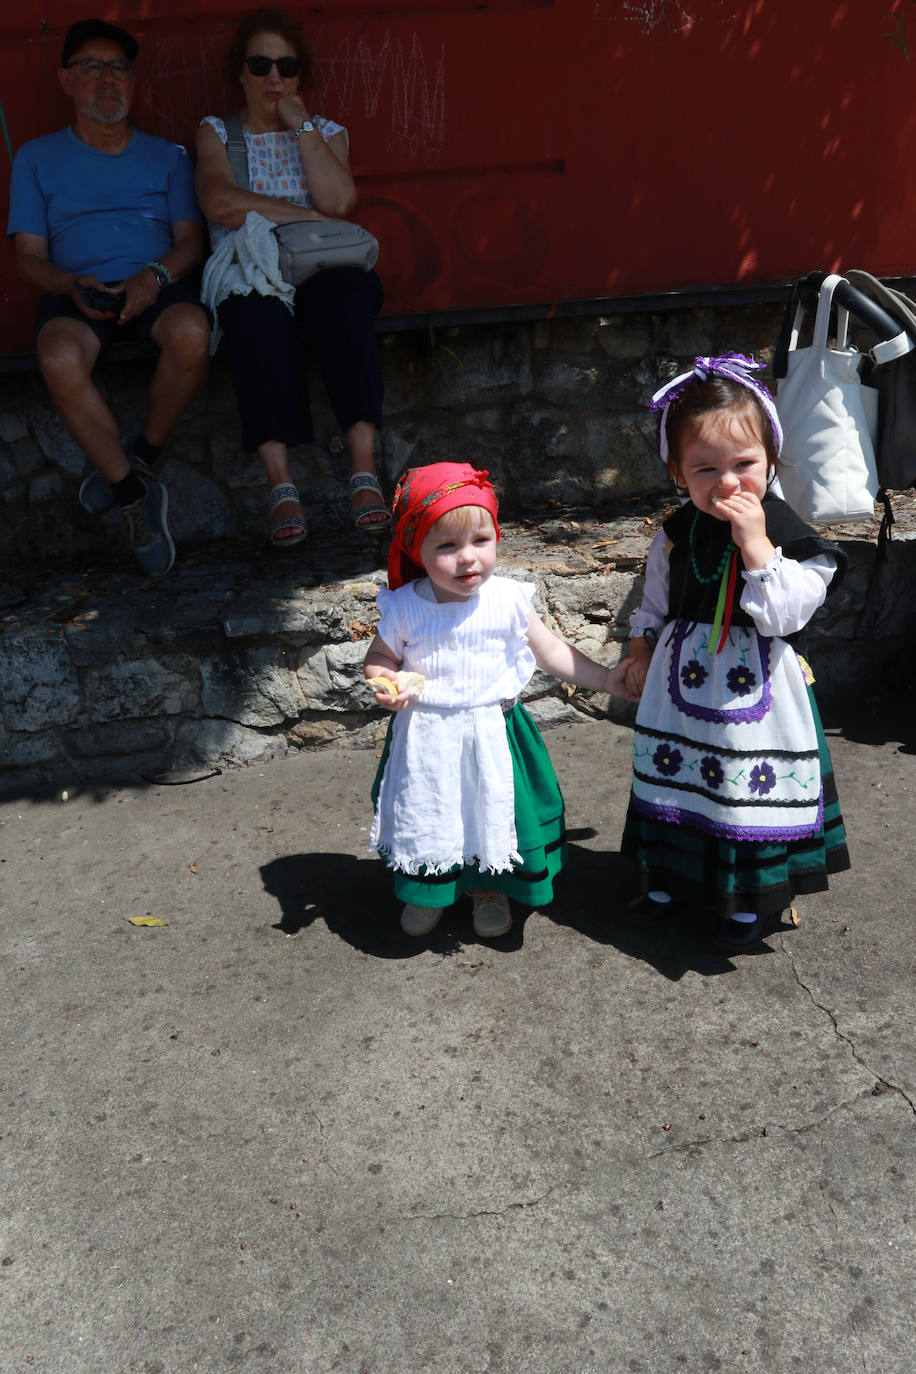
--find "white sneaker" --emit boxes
[470,889,512,938]
[400,904,443,936]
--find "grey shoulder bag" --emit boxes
[223,113,379,286]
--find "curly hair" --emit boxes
[224,7,315,87]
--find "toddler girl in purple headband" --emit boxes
[620,353,850,950]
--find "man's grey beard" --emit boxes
[80,93,128,124]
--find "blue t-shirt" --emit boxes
[7,127,201,279]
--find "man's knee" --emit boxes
[155,305,210,369]
[36,321,97,393]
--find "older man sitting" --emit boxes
[7,18,210,577]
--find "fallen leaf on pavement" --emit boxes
[128,917,168,927]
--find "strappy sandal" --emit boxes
[268,482,307,549]
[349,472,392,535]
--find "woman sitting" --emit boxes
[195,6,388,546]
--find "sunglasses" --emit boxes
[244,55,300,78]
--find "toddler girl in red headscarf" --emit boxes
[364,462,632,939]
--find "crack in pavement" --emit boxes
[397,1188,557,1223]
[643,1081,893,1161]
[778,935,916,1117]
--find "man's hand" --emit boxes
[71,275,123,320]
[114,268,161,324]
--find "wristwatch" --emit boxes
[146,261,171,288]
[293,119,316,137]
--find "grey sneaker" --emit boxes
[79,456,156,515]
[123,476,175,578]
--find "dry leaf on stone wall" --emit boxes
[349,621,375,640]
[128,917,168,927]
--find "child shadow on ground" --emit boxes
[260,832,786,977]
[261,851,514,958]
[547,830,790,982]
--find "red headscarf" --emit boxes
[387,462,501,589]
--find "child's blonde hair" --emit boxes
[431,504,497,536]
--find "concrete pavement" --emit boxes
[0,709,914,1373]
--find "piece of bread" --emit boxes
[367,675,399,700]
[367,671,426,699]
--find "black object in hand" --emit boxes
[78,284,127,313]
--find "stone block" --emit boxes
[157,459,234,542]
[543,570,639,634]
[596,315,654,359]
[0,631,81,731]
[29,469,65,503]
[0,412,29,443]
[222,596,351,640]
[83,659,199,723]
[461,408,504,434]
[9,438,45,478]
[425,327,533,408]
[523,695,585,728]
[534,356,607,408]
[0,450,20,490]
[200,648,306,727]
[62,719,174,759]
[297,639,370,711]
[541,318,601,355]
[653,309,719,358]
[31,402,87,476]
[380,427,419,478]
[174,717,290,769]
[287,718,347,747]
[2,730,61,766]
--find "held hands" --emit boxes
[114,268,163,325]
[71,275,123,321]
[622,657,649,701]
[604,657,641,701]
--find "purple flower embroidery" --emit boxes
[727,665,757,696]
[653,743,683,777]
[680,658,708,690]
[700,755,724,790]
[749,762,777,796]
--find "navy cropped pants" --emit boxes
[218,266,384,451]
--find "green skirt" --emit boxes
[622,687,850,919]
[371,702,567,908]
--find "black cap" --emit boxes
[62,18,139,67]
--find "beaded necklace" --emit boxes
[689,510,734,582]
[688,510,738,654]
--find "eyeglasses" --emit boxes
[244,55,300,78]
[66,57,133,80]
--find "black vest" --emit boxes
[663,493,847,634]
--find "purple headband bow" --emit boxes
[649,352,783,462]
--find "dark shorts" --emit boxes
[35,276,205,349]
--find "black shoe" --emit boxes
[625,893,683,927]
[711,910,779,952]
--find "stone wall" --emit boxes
[1,512,914,799]
[3,300,914,798]
[0,301,787,570]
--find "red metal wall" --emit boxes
[2,1,915,353]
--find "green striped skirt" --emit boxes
[371,702,567,908]
[622,687,850,919]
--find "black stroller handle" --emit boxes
[796,270,904,347]
[773,270,914,378]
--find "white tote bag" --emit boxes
[775,273,879,523]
